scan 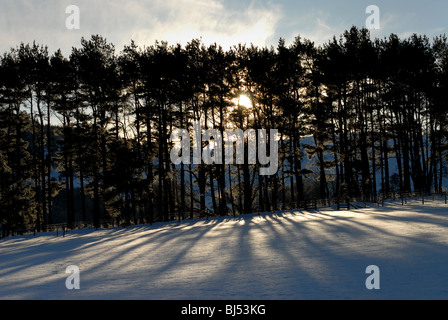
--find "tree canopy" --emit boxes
[1,27,448,236]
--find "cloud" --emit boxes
[287,10,348,46]
[124,0,283,50]
[316,17,332,31]
[0,0,283,55]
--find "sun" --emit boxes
[235,94,252,109]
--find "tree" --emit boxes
[70,35,119,228]
[0,49,35,235]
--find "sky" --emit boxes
[0,0,447,56]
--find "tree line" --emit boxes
[1,26,447,235]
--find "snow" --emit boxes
[1,198,448,300]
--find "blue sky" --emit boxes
[0,0,447,56]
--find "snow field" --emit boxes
[1,198,448,300]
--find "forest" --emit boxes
[1,26,448,236]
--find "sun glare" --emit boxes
[236,94,252,109]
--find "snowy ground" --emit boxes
[1,198,448,300]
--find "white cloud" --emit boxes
[0,0,283,55]
[316,17,332,31]
[124,0,283,50]
[289,12,347,46]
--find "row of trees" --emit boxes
[1,26,448,234]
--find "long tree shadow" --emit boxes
[2,201,448,299]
